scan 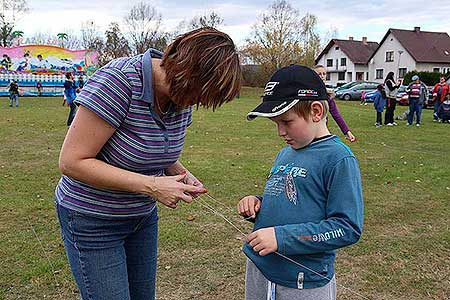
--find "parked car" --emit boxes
[395,85,434,107]
[334,81,379,93]
[334,81,365,92]
[362,89,377,103]
[396,85,409,105]
[336,82,379,100]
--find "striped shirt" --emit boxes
[55,49,192,217]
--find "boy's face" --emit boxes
[315,67,326,81]
[270,109,316,149]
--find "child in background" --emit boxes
[238,65,364,300]
[314,65,356,142]
[373,84,386,128]
[64,72,78,126]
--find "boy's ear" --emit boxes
[311,101,324,122]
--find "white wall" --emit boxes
[368,33,416,82]
[317,42,361,86]
[368,32,450,82]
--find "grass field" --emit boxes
[0,88,449,300]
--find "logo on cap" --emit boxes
[264,82,279,96]
[298,89,318,97]
[272,101,287,112]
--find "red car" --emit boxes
[395,85,433,107]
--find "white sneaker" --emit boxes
[393,122,398,126]
[416,123,420,127]
[387,123,393,126]
[407,123,412,126]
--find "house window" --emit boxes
[341,58,346,66]
[338,72,345,81]
[326,72,331,81]
[327,59,333,67]
[398,68,407,78]
[385,51,394,62]
[376,69,384,79]
[366,72,369,81]
[433,67,440,73]
[335,46,340,50]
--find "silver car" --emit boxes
[335,82,379,101]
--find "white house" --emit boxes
[315,37,379,86]
[368,27,450,82]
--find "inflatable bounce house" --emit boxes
[0,45,98,97]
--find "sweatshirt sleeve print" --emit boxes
[274,156,364,255]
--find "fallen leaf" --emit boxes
[187,215,195,221]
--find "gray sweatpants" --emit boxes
[245,260,336,300]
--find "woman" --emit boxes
[55,28,241,300]
[384,72,401,126]
[313,65,356,142]
[431,76,449,121]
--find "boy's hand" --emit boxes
[237,196,261,219]
[247,227,277,256]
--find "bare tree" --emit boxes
[0,0,29,46]
[189,11,223,29]
[244,0,303,78]
[97,22,131,66]
[300,13,321,67]
[81,20,103,50]
[124,1,167,54]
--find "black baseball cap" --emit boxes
[247,65,328,120]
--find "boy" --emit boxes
[8,80,20,107]
[238,65,364,300]
[64,72,78,126]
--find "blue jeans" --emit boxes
[9,94,18,107]
[408,99,422,125]
[433,99,441,119]
[67,103,77,126]
[56,204,158,300]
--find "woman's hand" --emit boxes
[237,195,261,219]
[183,171,206,198]
[345,131,357,142]
[145,174,207,209]
[247,227,277,256]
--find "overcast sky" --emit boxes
[15,0,450,47]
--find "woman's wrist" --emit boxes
[137,174,158,197]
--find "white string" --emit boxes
[26,215,61,291]
[196,193,374,300]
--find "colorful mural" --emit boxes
[0,45,98,75]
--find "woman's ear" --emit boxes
[311,101,324,122]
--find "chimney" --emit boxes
[349,36,354,41]
[362,37,368,44]
[414,26,420,32]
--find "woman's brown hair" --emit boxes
[161,27,241,110]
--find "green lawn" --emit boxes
[0,88,449,300]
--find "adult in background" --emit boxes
[431,76,449,121]
[406,75,428,127]
[384,72,401,126]
[63,72,79,126]
[55,28,241,300]
[7,80,19,107]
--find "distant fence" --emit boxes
[0,73,86,97]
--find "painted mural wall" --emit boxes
[0,45,98,75]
